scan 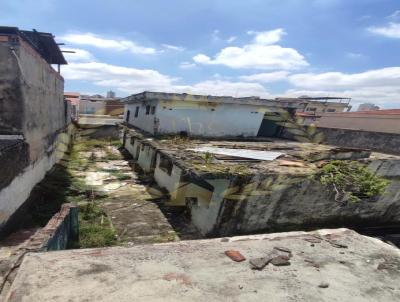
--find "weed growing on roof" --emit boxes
[79,202,118,248]
[318,160,389,202]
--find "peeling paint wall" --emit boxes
[156,100,265,137]
[137,144,156,173]
[154,153,184,203]
[124,99,268,137]
[211,168,400,236]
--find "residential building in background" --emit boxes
[282,96,352,125]
[107,90,116,98]
[317,109,400,134]
[357,103,380,111]
[0,26,71,228]
[79,94,123,116]
[64,92,80,121]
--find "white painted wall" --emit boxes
[137,144,156,173]
[156,100,265,137]
[190,179,231,235]
[153,153,183,201]
[124,101,157,134]
[0,129,72,226]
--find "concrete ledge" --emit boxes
[5,228,400,302]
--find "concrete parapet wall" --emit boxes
[79,124,120,140]
[30,203,79,251]
[282,127,400,155]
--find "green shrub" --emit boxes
[319,160,389,202]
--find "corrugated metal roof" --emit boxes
[0,26,67,65]
[189,147,284,161]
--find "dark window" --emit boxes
[158,154,173,175]
[146,105,151,115]
[126,110,130,122]
[134,106,139,117]
[306,107,317,112]
[151,106,156,115]
[130,136,135,145]
[326,108,336,112]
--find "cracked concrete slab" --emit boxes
[5,229,400,302]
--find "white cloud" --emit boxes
[368,22,400,38]
[162,44,185,51]
[179,62,196,69]
[248,29,286,45]
[60,33,157,54]
[239,71,290,83]
[62,61,270,98]
[193,54,212,64]
[286,67,400,108]
[62,62,176,93]
[289,67,400,90]
[62,48,94,62]
[185,80,270,97]
[226,36,237,43]
[346,52,365,59]
[192,29,308,70]
[387,10,400,21]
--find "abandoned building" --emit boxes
[0,26,71,231]
[0,20,399,302]
[120,124,400,237]
[121,92,351,137]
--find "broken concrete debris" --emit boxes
[249,257,270,270]
[225,250,246,262]
[270,255,291,266]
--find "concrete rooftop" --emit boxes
[5,229,400,301]
[133,130,400,177]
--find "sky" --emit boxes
[1,0,400,109]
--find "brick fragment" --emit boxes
[225,250,246,262]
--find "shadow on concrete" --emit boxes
[118,147,203,241]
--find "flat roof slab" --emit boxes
[6,229,400,302]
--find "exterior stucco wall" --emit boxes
[189,179,231,235]
[124,101,158,134]
[0,41,24,135]
[0,127,73,228]
[0,36,72,231]
[137,144,156,173]
[17,39,67,162]
[156,100,265,137]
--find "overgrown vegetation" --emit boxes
[21,137,122,248]
[318,160,389,202]
[202,152,214,165]
[78,202,118,248]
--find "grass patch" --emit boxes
[318,160,389,202]
[78,202,118,248]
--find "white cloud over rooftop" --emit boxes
[192,29,308,70]
[60,33,158,55]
